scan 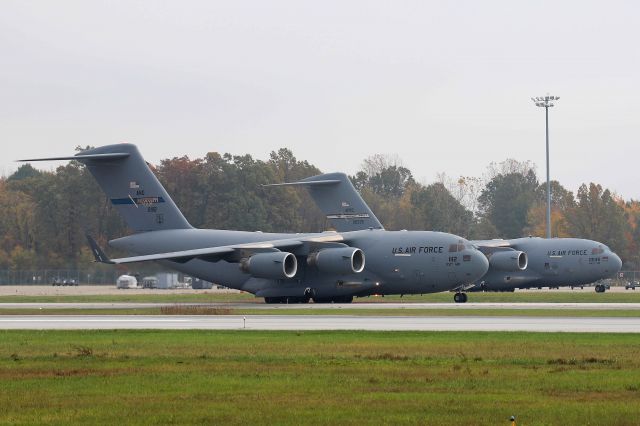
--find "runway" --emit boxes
[1,302,640,310]
[1,314,640,332]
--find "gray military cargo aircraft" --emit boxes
[266,172,623,301]
[470,237,621,294]
[21,144,489,303]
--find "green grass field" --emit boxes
[2,307,640,317]
[1,330,639,425]
[2,289,640,304]
[0,292,258,304]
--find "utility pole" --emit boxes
[531,95,560,239]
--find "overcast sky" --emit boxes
[2,1,639,199]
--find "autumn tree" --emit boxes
[478,169,539,238]
[564,183,628,257]
[524,181,575,237]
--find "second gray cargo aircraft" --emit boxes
[268,173,623,301]
[21,144,489,303]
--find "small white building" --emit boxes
[116,275,138,289]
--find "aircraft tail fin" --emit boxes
[264,172,383,232]
[21,144,192,233]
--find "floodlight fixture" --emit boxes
[530,94,561,239]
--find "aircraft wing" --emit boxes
[471,239,523,256]
[471,239,511,248]
[87,233,346,265]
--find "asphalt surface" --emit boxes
[1,315,640,332]
[1,302,640,310]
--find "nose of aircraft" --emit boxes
[469,249,490,281]
[609,252,623,276]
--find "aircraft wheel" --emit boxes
[454,293,467,303]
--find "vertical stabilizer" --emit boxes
[265,172,384,232]
[79,144,192,232]
[22,144,192,232]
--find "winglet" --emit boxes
[86,235,114,264]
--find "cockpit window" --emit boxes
[592,247,604,255]
[449,244,467,252]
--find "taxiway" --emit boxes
[1,314,639,332]
[1,302,640,310]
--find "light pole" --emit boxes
[531,95,560,239]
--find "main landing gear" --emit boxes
[264,296,310,304]
[594,284,607,293]
[312,296,354,304]
[263,295,354,304]
[453,292,468,303]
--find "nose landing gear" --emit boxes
[453,292,468,303]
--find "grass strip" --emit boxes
[3,290,640,304]
[4,307,640,317]
[0,330,639,425]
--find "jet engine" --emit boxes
[307,247,365,275]
[240,252,297,279]
[488,250,528,271]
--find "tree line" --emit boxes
[1,148,638,272]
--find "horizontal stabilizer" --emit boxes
[263,179,341,187]
[19,153,130,162]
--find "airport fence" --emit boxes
[0,270,119,285]
[618,271,640,283]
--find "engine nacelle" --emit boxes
[240,252,297,279]
[489,250,528,272]
[307,247,365,275]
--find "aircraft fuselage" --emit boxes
[476,237,622,291]
[110,228,489,298]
